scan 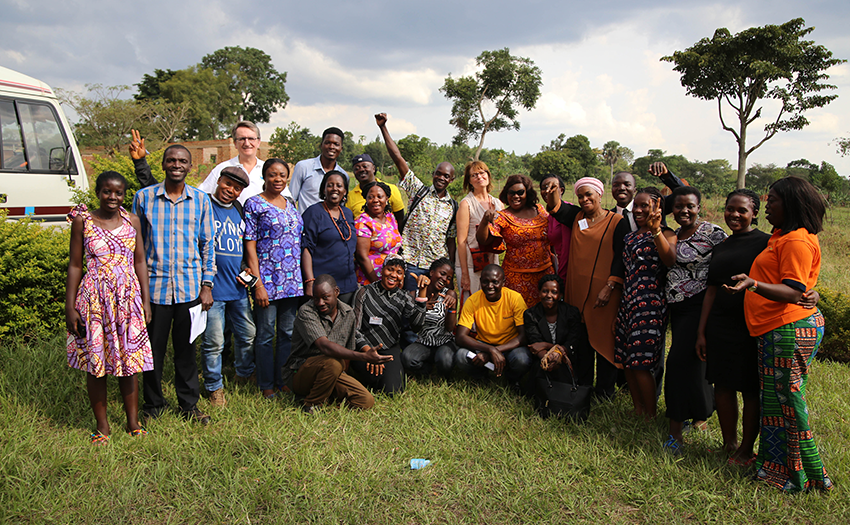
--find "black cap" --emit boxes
[220,166,250,188]
[351,153,374,166]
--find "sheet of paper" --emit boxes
[466,350,496,371]
[189,304,207,343]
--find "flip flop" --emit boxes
[90,431,110,446]
[662,435,683,457]
[727,455,756,467]
[128,428,148,437]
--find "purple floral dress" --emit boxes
[244,195,303,300]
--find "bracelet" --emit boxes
[415,297,428,303]
[652,229,663,239]
[447,309,457,314]
[748,280,759,293]
[606,281,616,290]
[304,278,316,283]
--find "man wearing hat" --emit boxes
[289,127,349,211]
[345,152,406,226]
[200,166,257,407]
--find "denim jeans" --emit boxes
[454,346,531,381]
[401,342,456,377]
[254,297,299,391]
[200,296,256,391]
[403,264,430,292]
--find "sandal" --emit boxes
[662,435,683,457]
[128,428,148,437]
[727,455,756,467]
[90,431,110,446]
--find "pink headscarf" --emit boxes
[573,177,604,197]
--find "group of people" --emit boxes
[64,115,832,494]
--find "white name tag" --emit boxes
[578,218,589,231]
[369,316,383,325]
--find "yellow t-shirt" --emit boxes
[346,178,406,220]
[458,288,526,346]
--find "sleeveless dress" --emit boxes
[614,230,666,370]
[456,193,503,300]
[66,205,153,377]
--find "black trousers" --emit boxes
[349,344,405,396]
[571,322,618,399]
[143,302,201,415]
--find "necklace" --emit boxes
[323,202,352,241]
[585,209,607,224]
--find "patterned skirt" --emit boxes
[755,310,832,493]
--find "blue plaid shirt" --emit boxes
[132,182,216,305]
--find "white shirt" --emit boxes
[197,156,291,205]
[615,201,637,232]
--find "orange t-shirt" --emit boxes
[744,228,820,336]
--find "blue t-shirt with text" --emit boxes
[211,200,247,302]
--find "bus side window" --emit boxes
[0,100,27,171]
[18,102,68,172]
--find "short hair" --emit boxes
[540,174,566,193]
[726,188,761,226]
[635,186,663,204]
[499,174,538,209]
[671,185,702,204]
[163,144,191,159]
[94,171,127,193]
[481,263,504,278]
[319,170,349,200]
[463,161,492,193]
[429,257,453,272]
[612,171,635,183]
[262,158,290,178]
[361,181,392,215]
[768,176,826,234]
[314,274,338,291]
[231,121,260,141]
[537,274,564,293]
[322,127,344,140]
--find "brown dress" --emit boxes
[564,209,623,366]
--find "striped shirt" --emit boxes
[354,281,426,351]
[132,182,216,305]
[417,288,454,347]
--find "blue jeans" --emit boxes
[401,342,455,377]
[255,297,299,391]
[403,264,430,292]
[200,296,256,391]
[454,346,531,382]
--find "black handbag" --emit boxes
[535,364,592,422]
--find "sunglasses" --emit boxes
[507,189,526,197]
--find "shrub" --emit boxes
[73,151,164,209]
[0,212,70,341]
[817,286,850,363]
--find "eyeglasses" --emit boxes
[507,189,526,197]
[470,171,489,179]
[235,137,260,143]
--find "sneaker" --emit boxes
[181,407,211,425]
[209,388,226,407]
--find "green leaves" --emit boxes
[441,48,543,160]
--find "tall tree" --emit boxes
[268,122,319,164]
[600,140,634,182]
[541,133,598,177]
[440,48,542,161]
[56,84,148,152]
[836,136,850,156]
[200,46,289,123]
[663,18,845,189]
[159,66,240,140]
[529,150,584,183]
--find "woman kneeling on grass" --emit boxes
[724,176,832,493]
[65,171,153,445]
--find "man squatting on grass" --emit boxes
[282,274,393,412]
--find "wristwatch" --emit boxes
[202,280,214,289]
[748,281,758,293]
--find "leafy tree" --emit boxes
[662,18,845,189]
[541,133,599,178]
[440,48,542,161]
[134,68,177,101]
[159,66,240,140]
[788,159,849,204]
[200,46,289,124]
[268,122,319,164]
[529,150,584,183]
[835,136,850,156]
[600,140,634,182]
[745,163,785,195]
[56,84,148,151]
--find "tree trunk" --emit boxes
[473,132,487,162]
[736,115,748,189]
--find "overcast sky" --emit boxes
[3,0,849,174]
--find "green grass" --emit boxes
[2,333,849,524]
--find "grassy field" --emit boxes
[3,191,849,523]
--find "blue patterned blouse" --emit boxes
[244,195,304,300]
